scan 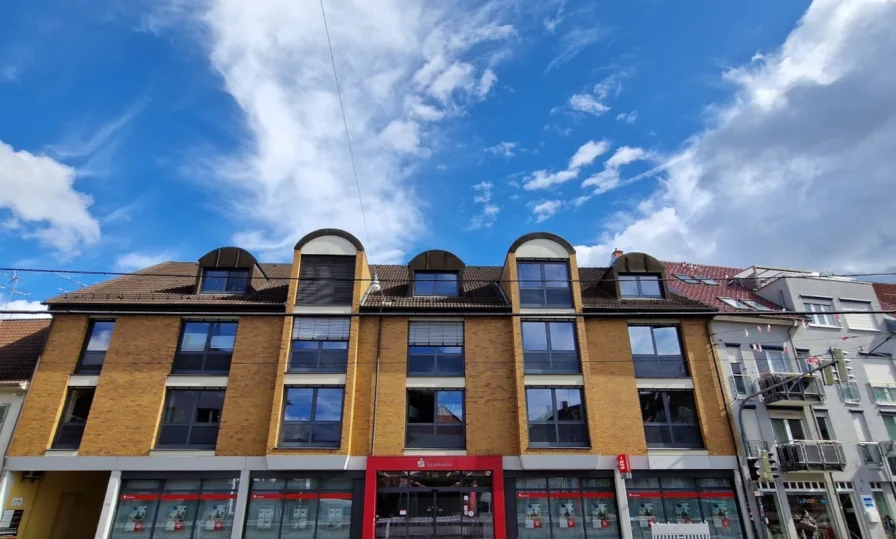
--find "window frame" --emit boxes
[525,387,589,448]
[840,301,878,332]
[754,348,792,374]
[279,386,346,449]
[725,345,750,396]
[517,260,572,308]
[412,271,460,297]
[618,274,664,299]
[638,389,704,449]
[814,412,835,441]
[693,276,718,285]
[870,383,896,406]
[770,417,806,442]
[52,387,95,450]
[405,389,466,449]
[675,275,699,284]
[628,325,688,378]
[171,320,238,375]
[522,320,581,374]
[719,297,750,310]
[289,318,350,374]
[198,268,250,294]
[743,299,772,311]
[839,381,862,403]
[804,300,840,327]
[156,388,226,450]
[75,319,115,374]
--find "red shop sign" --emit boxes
[617,454,631,474]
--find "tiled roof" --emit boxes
[46,262,292,306]
[0,319,50,382]
[578,268,714,312]
[662,261,791,316]
[362,265,509,309]
[873,282,896,313]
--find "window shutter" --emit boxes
[864,360,894,384]
[409,322,464,346]
[841,302,877,331]
[293,318,350,341]
[297,255,356,306]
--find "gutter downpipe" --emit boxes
[369,307,384,455]
[706,319,762,539]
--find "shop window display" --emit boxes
[110,477,239,539]
[244,477,353,539]
[626,477,743,539]
[786,494,836,539]
[515,476,619,539]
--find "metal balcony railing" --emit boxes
[758,373,824,405]
[858,442,884,468]
[745,440,769,458]
[729,374,754,396]
[777,440,846,472]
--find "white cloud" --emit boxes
[0,299,50,320]
[485,141,518,159]
[569,140,610,169]
[0,141,100,253]
[568,93,609,116]
[575,0,896,272]
[580,146,651,199]
[545,26,607,72]
[115,251,175,271]
[532,199,563,223]
[468,181,500,229]
[157,0,516,262]
[604,146,647,169]
[616,111,637,124]
[523,139,607,190]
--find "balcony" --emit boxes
[858,442,884,468]
[777,440,846,472]
[758,373,823,405]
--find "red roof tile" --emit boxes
[0,319,50,382]
[873,282,896,313]
[662,261,791,316]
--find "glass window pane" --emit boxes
[528,424,557,445]
[639,391,667,423]
[527,390,555,421]
[434,424,465,448]
[549,323,576,351]
[437,391,464,422]
[543,263,569,288]
[545,288,572,306]
[180,322,210,352]
[653,327,682,355]
[407,390,436,423]
[408,353,436,375]
[523,322,548,351]
[520,289,546,306]
[284,389,314,421]
[281,423,312,445]
[549,492,584,538]
[209,323,237,351]
[524,352,553,374]
[322,341,347,350]
[518,264,543,287]
[64,389,95,423]
[628,327,655,355]
[86,321,115,351]
[414,280,435,295]
[112,496,160,537]
[619,275,640,297]
[188,425,220,446]
[201,270,228,293]
[196,391,225,423]
[639,276,661,297]
[280,497,318,539]
[312,423,342,445]
[164,391,199,424]
[314,389,344,421]
[667,392,697,424]
[555,389,583,421]
[158,425,190,446]
[557,424,588,445]
[517,493,549,538]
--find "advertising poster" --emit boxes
[675,502,693,523]
[525,503,544,529]
[636,503,656,528]
[293,505,309,529]
[165,504,187,532]
[125,505,148,532]
[590,502,611,529]
[204,504,226,532]
[712,502,731,529]
[328,506,344,529]
[257,506,275,529]
[558,502,577,529]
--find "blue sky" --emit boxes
[2,0,895,310]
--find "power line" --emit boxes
[318,0,374,262]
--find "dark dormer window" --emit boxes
[200,269,249,294]
[619,274,662,299]
[414,272,459,297]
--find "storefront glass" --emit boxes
[110,476,239,539]
[759,493,786,539]
[245,477,353,539]
[626,476,743,539]
[874,492,895,539]
[786,494,836,539]
[515,475,619,539]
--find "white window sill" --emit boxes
[68,375,99,387]
[873,401,896,407]
[848,328,880,333]
[166,375,228,388]
[406,377,465,388]
[636,378,694,389]
[44,449,78,456]
[149,450,216,457]
[403,449,467,456]
[808,324,842,330]
[283,373,346,386]
[524,374,584,386]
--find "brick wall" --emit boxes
[465,318,518,455]
[371,318,408,455]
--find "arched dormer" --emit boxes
[599,252,666,299]
[196,247,267,294]
[294,229,364,306]
[507,232,575,308]
[408,249,465,297]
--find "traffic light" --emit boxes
[833,348,853,382]
[760,449,773,481]
[747,456,761,481]
[822,363,837,386]
[764,448,780,481]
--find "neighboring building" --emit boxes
[668,261,896,539]
[0,230,745,539]
[872,283,896,360]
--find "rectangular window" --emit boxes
[413,272,459,296]
[628,326,687,378]
[675,275,699,284]
[157,389,225,449]
[719,298,750,309]
[280,387,344,448]
[518,261,572,308]
[754,349,791,374]
[244,477,352,539]
[693,276,718,285]
[726,346,749,395]
[53,388,95,449]
[743,299,772,311]
[639,390,703,448]
[871,384,896,405]
[407,322,464,376]
[296,255,355,306]
[883,415,896,440]
[804,301,840,327]
[522,321,580,374]
[199,268,249,294]
[851,411,871,442]
[172,321,237,374]
[839,382,861,403]
[841,301,877,331]
[815,412,835,441]
[526,388,588,448]
[619,274,663,298]
[771,417,806,442]
[290,318,350,373]
[406,389,465,449]
[76,320,115,374]
[514,477,618,539]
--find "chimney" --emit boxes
[609,248,624,265]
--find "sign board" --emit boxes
[617,454,631,474]
[10,498,22,507]
[862,495,880,523]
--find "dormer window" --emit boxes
[619,274,662,299]
[199,269,249,294]
[414,272,459,297]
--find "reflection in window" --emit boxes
[414,272,459,296]
[408,322,464,376]
[200,269,249,294]
[77,320,115,374]
[639,390,703,449]
[516,476,619,539]
[53,388,95,449]
[290,319,350,373]
[518,262,572,308]
[628,326,687,378]
[173,321,237,374]
[627,477,743,539]
[406,390,465,449]
[280,387,345,448]
[157,389,225,449]
[526,388,588,447]
[523,321,580,374]
[244,477,352,539]
[619,275,663,299]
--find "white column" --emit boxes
[95,470,122,539]
[614,469,633,539]
[733,471,757,539]
[230,469,251,539]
